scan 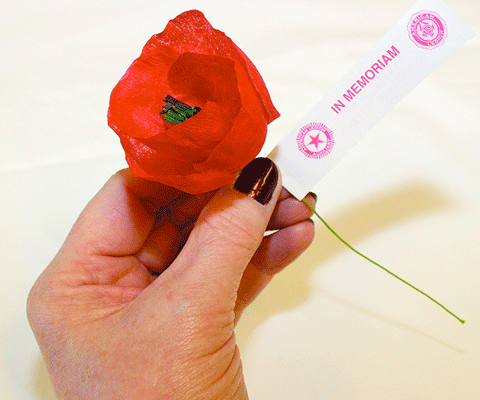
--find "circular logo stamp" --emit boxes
[407,10,447,50]
[296,122,334,159]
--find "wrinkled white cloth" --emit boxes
[1,1,479,399]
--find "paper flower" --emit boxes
[108,10,279,193]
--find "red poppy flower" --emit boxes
[108,10,279,194]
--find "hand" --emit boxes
[27,158,316,399]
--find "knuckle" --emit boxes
[202,205,261,254]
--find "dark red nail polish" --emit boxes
[308,192,318,202]
[234,158,278,205]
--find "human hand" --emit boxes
[27,158,316,399]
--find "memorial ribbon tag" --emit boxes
[269,0,474,200]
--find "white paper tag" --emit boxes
[269,0,474,200]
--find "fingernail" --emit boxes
[234,158,278,205]
[308,192,318,202]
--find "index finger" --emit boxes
[117,169,185,210]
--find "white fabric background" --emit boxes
[1,0,479,398]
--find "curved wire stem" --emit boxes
[302,199,465,324]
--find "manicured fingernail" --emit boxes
[234,158,278,205]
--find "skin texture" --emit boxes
[27,167,316,400]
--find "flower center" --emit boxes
[160,95,201,124]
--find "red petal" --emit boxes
[139,10,279,122]
[108,10,280,194]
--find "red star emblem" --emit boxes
[307,133,325,150]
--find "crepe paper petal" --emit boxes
[108,10,280,193]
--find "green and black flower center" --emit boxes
[160,95,201,124]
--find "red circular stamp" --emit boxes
[408,10,447,50]
[296,122,334,159]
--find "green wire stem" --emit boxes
[302,198,465,324]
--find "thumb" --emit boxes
[171,157,281,306]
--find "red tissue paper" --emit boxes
[108,10,280,193]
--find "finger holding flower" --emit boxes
[28,10,316,399]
